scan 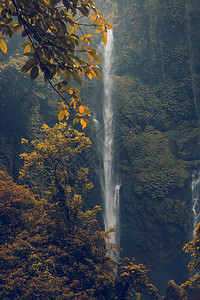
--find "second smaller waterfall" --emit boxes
[191,171,200,235]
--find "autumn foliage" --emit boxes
[180,223,200,299]
[0,170,109,299]
[0,0,113,128]
[0,122,159,299]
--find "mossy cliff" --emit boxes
[107,0,200,291]
[79,0,200,292]
[0,54,57,180]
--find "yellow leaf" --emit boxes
[80,118,87,129]
[87,52,94,61]
[17,26,23,33]
[0,40,7,53]
[68,25,74,35]
[87,73,93,80]
[24,44,31,53]
[90,14,97,21]
[96,21,103,27]
[66,13,73,19]
[75,24,81,30]
[95,30,102,33]
[64,110,69,119]
[81,45,86,51]
[102,33,107,45]
[93,68,101,80]
[60,102,66,109]
[58,110,65,121]
[73,117,79,125]
[90,69,97,77]
[107,23,113,29]
[82,106,90,114]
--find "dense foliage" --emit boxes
[19,122,93,197]
[0,122,159,299]
[0,170,114,299]
[0,0,113,128]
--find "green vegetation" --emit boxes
[107,0,200,290]
[0,55,58,178]
[123,126,189,199]
[162,223,200,299]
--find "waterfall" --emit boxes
[191,171,200,236]
[101,30,120,252]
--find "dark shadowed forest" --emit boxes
[1,0,200,299]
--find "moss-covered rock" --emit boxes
[0,55,57,179]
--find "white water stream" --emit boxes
[191,171,200,236]
[101,30,120,250]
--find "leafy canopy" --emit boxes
[0,0,112,128]
[19,122,92,196]
[179,223,200,298]
[0,170,159,299]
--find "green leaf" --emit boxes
[78,5,89,17]
[64,70,71,83]
[71,72,82,86]
[90,52,101,64]
[30,66,39,80]
[93,68,101,80]
[21,59,37,73]
[24,52,34,57]
[6,25,13,38]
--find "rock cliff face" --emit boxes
[79,0,200,291]
[0,55,57,180]
[109,0,200,291]
[119,176,192,291]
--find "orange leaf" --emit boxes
[79,106,85,114]
[102,33,107,45]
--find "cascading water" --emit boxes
[187,0,200,238]
[101,30,120,251]
[191,171,200,236]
